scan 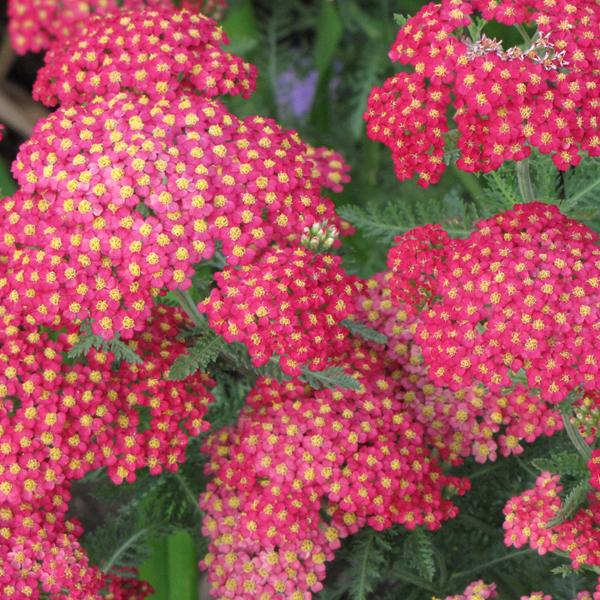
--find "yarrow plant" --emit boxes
[0,0,598,599]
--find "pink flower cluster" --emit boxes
[444,580,497,600]
[365,0,600,185]
[0,304,215,500]
[33,8,253,107]
[503,472,600,571]
[354,272,563,464]
[8,0,229,55]
[521,590,600,600]
[201,246,361,374]
[444,580,600,600]
[387,224,451,311]
[9,9,348,340]
[0,304,210,597]
[415,203,600,402]
[200,344,468,598]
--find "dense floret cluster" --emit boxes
[443,581,600,600]
[1,0,599,596]
[415,203,600,401]
[0,304,208,597]
[33,8,253,107]
[387,224,451,311]
[503,472,600,571]
[444,580,497,600]
[200,346,468,598]
[10,10,348,340]
[354,272,563,464]
[365,0,600,185]
[8,0,229,55]
[201,246,360,374]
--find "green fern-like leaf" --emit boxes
[560,159,600,217]
[167,331,225,380]
[338,191,488,244]
[342,319,388,344]
[548,480,591,527]
[67,332,142,364]
[403,528,436,583]
[300,366,361,391]
[483,164,521,208]
[346,529,390,600]
[219,342,287,382]
[531,451,589,478]
[85,503,168,573]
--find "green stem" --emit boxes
[102,527,149,573]
[173,472,204,520]
[173,289,205,328]
[516,158,535,203]
[393,568,440,594]
[516,23,532,46]
[451,548,536,581]
[562,411,592,461]
[468,461,504,480]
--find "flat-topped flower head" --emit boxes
[354,272,563,464]
[417,203,600,401]
[0,304,214,505]
[33,7,254,106]
[8,0,229,55]
[365,0,600,185]
[201,246,361,375]
[10,91,348,337]
[200,348,467,598]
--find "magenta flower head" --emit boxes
[365,0,600,186]
[33,7,256,106]
[414,202,600,402]
[200,346,467,598]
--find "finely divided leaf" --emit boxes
[342,319,388,344]
[167,331,225,380]
[403,528,436,583]
[301,366,361,391]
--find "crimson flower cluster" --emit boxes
[443,581,600,600]
[0,304,211,597]
[200,343,468,598]
[201,246,361,374]
[413,203,599,402]
[387,224,451,310]
[8,0,229,54]
[354,272,563,464]
[443,580,497,600]
[365,0,600,185]
[503,472,600,573]
[10,8,348,340]
[33,8,254,106]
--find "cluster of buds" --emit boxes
[300,220,340,252]
[574,391,600,443]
